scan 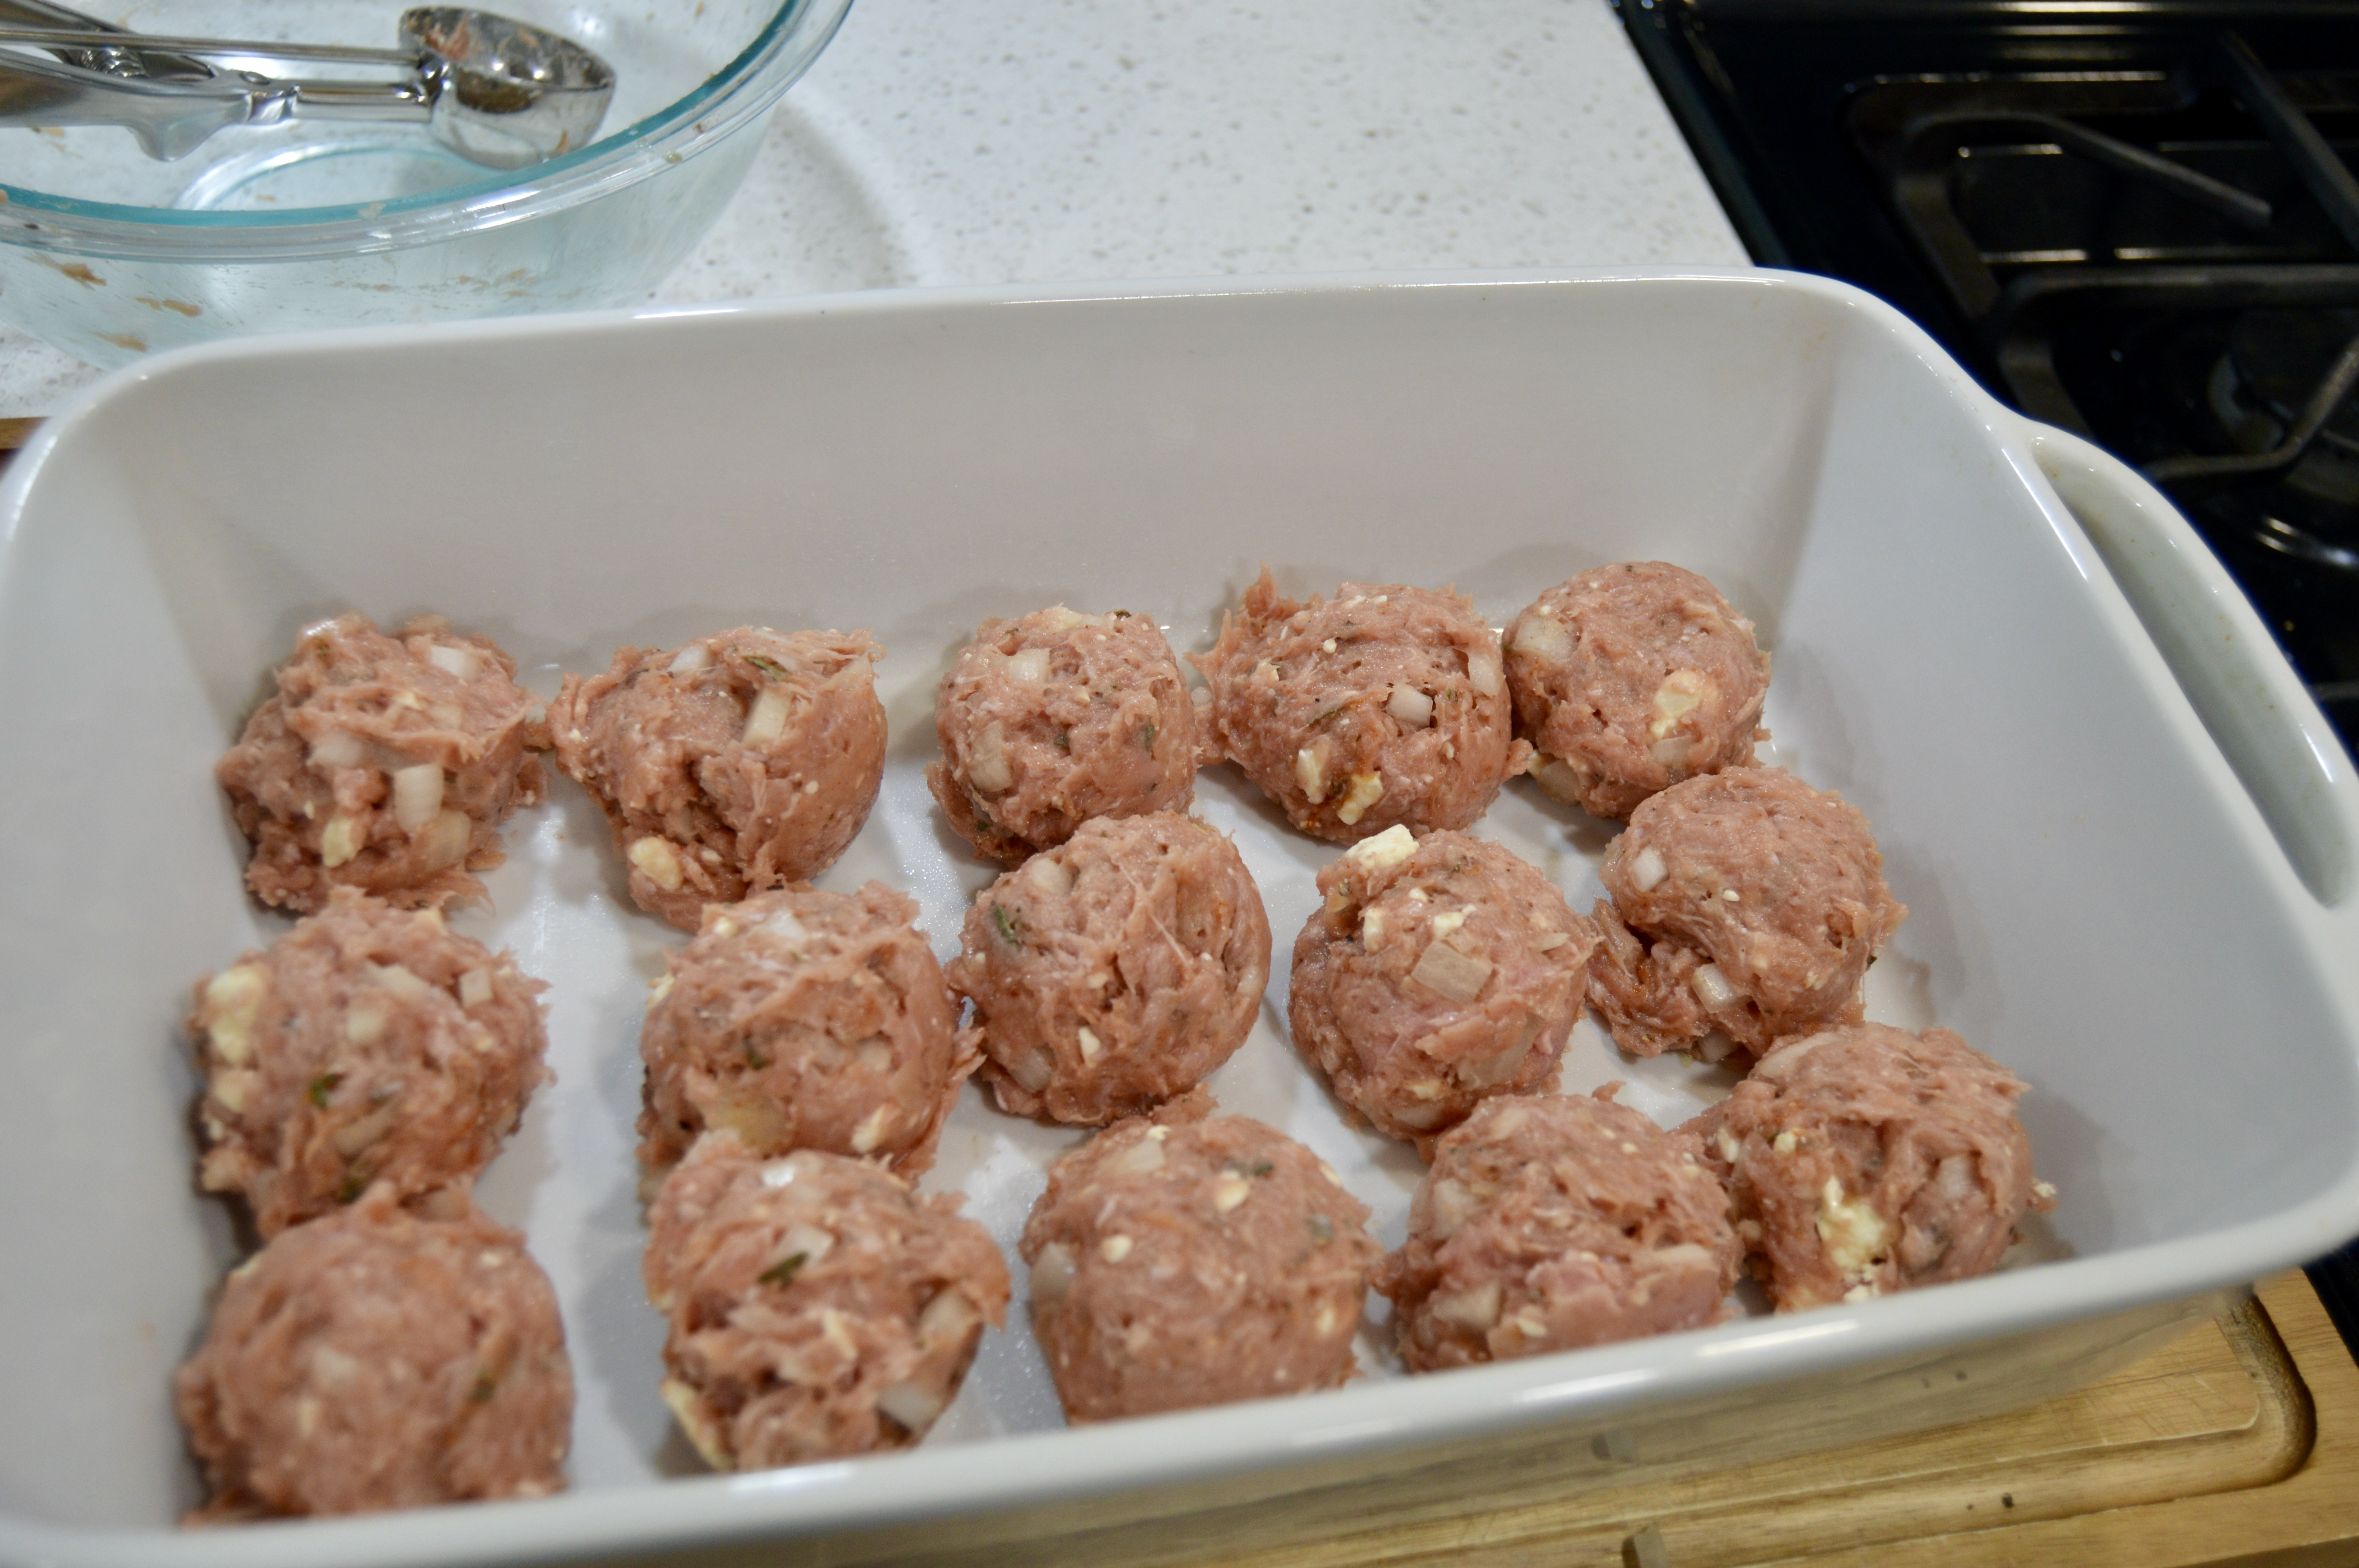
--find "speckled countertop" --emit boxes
[0,0,1746,416]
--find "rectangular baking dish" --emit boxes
[3,270,2357,1568]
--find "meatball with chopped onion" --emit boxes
[218,612,547,914]
[1685,1024,2052,1310]
[547,627,885,931]
[929,605,1200,861]
[638,883,974,1176]
[174,1185,572,1521]
[1377,1091,1741,1370]
[1289,826,1596,1151]
[643,1132,1010,1470]
[1504,562,1771,820]
[187,887,549,1238]
[1020,1089,1380,1423]
[1588,768,1906,1061]
[946,813,1269,1125]
[1192,570,1529,843]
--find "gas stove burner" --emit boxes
[2228,307,2359,457]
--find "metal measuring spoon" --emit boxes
[0,4,614,168]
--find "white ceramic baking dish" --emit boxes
[3,270,2357,1568]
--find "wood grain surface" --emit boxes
[596,1274,2359,1568]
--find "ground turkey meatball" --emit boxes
[1020,1089,1380,1423]
[1588,768,1906,1061]
[946,813,1270,1124]
[1505,562,1771,820]
[218,613,547,914]
[175,1185,571,1521]
[643,1132,1010,1470]
[187,887,549,1238]
[1685,1024,2053,1310]
[929,606,1200,861]
[1193,570,1530,843]
[1290,826,1597,1151]
[639,883,974,1175]
[1377,1091,1741,1370]
[547,628,885,931]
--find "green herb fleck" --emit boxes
[1249,1160,1275,1178]
[337,1171,367,1204]
[1308,1214,1336,1245]
[744,1043,771,1070]
[758,1252,809,1288]
[470,1374,498,1403]
[742,653,791,680]
[307,1072,342,1108]
[1140,722,1158,751]
[1309,705,1348,728]
[1052,729,1071,752]
[990,905,1023,948]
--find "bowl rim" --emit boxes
[0,0,853,261]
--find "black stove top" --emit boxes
[1614,0,2359,1355]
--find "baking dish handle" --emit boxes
[2015,415,2358,908]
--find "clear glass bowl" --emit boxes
[0,0,852,366]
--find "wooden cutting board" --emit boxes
[618,1272,2357,1568]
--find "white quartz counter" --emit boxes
[0,0,1747,414]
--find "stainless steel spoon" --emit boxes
[0,3,614,168]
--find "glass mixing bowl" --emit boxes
[0,0,852,366]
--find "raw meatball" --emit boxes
[1588,768,1906,1060]
[547,628,885,931]
[188,887,550,1238]
[1193,570,1530,843]
[1686,1024,2053,1310]
[929,606,1200,861]
[1505,562,1771,820]
[175,1185,571,1520]
[1020,1090,1380,1423]
[638,883,974,1175]
[1289,826,1597,1150]
[643,1132,1010,1470]
[218,613,546,914]
[946,813,1270,1124]
[1376,1091,1741,1370]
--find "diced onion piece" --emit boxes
[780,1223,836,1268]
[1430,1280,1503,1330]
[1076,1026,1103,1064]
[1409,938,1494,1004]
[1386,684,1434,728]
[917,1287,980,1347]
[421,809,471,871]
[667,641,712,675]
[308,730,367,771]
[1459,1033,1532,1088]
[331,1098,403,1156]
[661,1379,732,1471]
[629,836,685,892]
[319,813,364,869]
[1030,1244,1077,1307]
[426,644,481,682]
[1393,1099,1450,1130]
[343,1000,387,1046]
[876,1380,945,1434]
[1690,962,1738,1011]
[1428,1178,1478,1240]
[1465,652,1502,698]
[1359,907,1386,948]
[1040,606,1086,632]
[1528,753,1586,806]
[1628,845,1668,893]
[391,763,445,833]
[1648,668,1713,739]
[1008,648,1051,683]
[208,1067,259,1114]
[1345,823,1417,874]
[458,967,494,1008]
[1509,612,1571,662]
[202,965,269,1065]
[1109,1134,1166,1175]
[1651,735,1694,769]
[1007,1047,1053,1093]
[366,962,433,1000]
[1212,1174,1251,1212]
[851,1104,896,1153]
[1294,745,1327,805]
[1334,770,1385,825]
[968,722,1014,794]
[1029,857,1074,897]
[742,686,792,748]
